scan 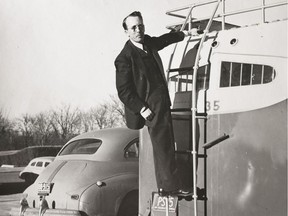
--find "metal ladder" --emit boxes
[167,1,222,216]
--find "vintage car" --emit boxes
[19,156,55,184]
[12,128,139,216]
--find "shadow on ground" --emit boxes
[0,182,30,195]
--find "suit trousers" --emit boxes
[146,86,180,191]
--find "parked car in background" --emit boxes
[19,157,55,184]
[12,128,139,216]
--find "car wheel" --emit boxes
[117,191,138,216]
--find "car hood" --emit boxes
[32,159,137,194]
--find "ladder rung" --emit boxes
[172,109,208,116]
[196,196,208,201]
[198,154,206,158]
[172,116,191,121]
[155,192,207,201]
[171,108,191,112]
[184,196,208,201]
[196,112,207,117]
[196,112,208,119]
[167,66,193,73]
[175,150,207,158]
[175,150,192,154]
[196,116,207,119]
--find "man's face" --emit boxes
[125,16,145,43]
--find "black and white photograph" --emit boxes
[0,0,287,216]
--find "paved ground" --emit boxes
[0,182,30,216]
[0,167,25,184]
[0,193,22,216]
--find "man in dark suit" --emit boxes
[115,11,198,196]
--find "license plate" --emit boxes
[38,182,52,195]
[152,193,178,212]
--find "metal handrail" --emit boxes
[166,0,218,18]
[166,0,288,31]
[166,0,288,84]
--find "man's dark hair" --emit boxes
[122,11,143,30]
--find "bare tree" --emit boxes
[109,95,126,126]
[85,96,126,131]
[89,103,111,129]
[33,112,53,146]
[0,109,13,133]
[15,114,35,147]
[50,104,82,142]
[0,109,15,150]
[0,96,127,150]
[79,111,96,133]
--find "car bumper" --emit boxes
[10,207,82,216]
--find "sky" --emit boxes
[0,0,286,119]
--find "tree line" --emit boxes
[0,96,126,151]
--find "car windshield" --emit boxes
[59,139,102,156]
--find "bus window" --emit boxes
[241,64,251,85]
[252,64,262,85]
[220,61,276,87]
[220,61,230,87]
[263,65,275,84]
[231,62,241,86]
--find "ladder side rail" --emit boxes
[262,0,266,23]
[166,44,178,83]
[191,1,221,216]
[180,5,195,31]
[203,89,208,216]
[222,0,225,30]
[166,4,194,83]
[202,66,209,216]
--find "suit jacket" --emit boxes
[115,31,185,129]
